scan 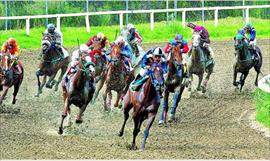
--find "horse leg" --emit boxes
[159,89,169,125]
[254,63,261,86]
[131,115,140,150]
[233,66,238,87]
[114,91,121,108]
[188,73,193,92]
[54,69,65,91]
[103,88,111,111]
[0,86,9,105]
[196,73,203,91]
[240,72,249,92]
[76,104,87,124]
[12,84,20,104]
[35,70,43,97]
[46,73,57,89]
[141,111,156,151]
[58,91,70,135]
[169,86,185,122]
[201,71,212,93]
[118,95,132,137]
[92,77,105,104]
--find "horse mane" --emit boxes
[73,61,85,89]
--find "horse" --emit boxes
[187,32,215,93]
[58,56,95,135]
[90,42,107,104]
[159,45,185,125]
[118,62,164,151]
[103,44,132,111]
[0,53,24,105]
[233,34,262,92]
[120,27,145,69]
[35,33,70,97]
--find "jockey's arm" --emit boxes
[181,43,189,54]
[164,43,172,53]
[250,29,256,42]
[86,36,95,47]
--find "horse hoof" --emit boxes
[12,99,16,104]
[158,120,165,126]
[118,131,124,137]
[58,127,63,135]
[201,87,206,93]
[45,84,52,89]
[130,145,137,150]
[75,119,83,124]
[196,87,201,91]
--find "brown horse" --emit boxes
[103,44,131,111]
[0,53,24,105]
[159,45,185,125]
[58,56,95,135]
[35,33,70,97]
[118,62,164,151]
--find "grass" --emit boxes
[254,88,270,128]
[0,17,270,49]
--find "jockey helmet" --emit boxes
[115,36,125,44]
[47,23,55,33]
[127,23,134,30]
[187,22,196,29]
[174,34,183,42]
[245,22,253,29]
[153,47,163,57]
[7,38,17,49]
[79,44,90,53]
[97,32,105,40]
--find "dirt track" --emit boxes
[0,40,269,159]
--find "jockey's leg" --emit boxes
[14,64,22,75]
[205,44,214,59]
[250,39,259,61]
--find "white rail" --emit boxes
[0,5,269,35]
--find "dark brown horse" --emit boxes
[35,33,70,97]
[90,42,107,104]
[0,53,24,105]
[118,62,164,151]
[159,45,185,125]
[233,35,263,92]
[103,44,131,111]
[58,56,95,134]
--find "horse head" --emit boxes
[0,53,13,80]
[110,44,122,66]
[149,62,164,95]
[192,32,202,49]
[41,33,54,52]
[171,45,182,65]
[234,34,250,60]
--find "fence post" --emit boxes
[57,16,61,30]
[119,13,123,30]
[214,9,218,27]
[26,17,30,35]
[182,10,186,28]
[150,12,154,31]
[85,15,90,33]
[245,8,249,23]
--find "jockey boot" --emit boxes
[206,45,214,60]
[14,65,22,75]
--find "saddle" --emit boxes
[130,75,149,92]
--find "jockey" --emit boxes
[239,22,259,60]
[86,32,110,64]
[187,22,214,59]
[164,34,189,78]
[43,23,68,58]
[106,36,133,73]
[0,38,22,75]
[126,23,143,56]
[65,44,95,83]
[131,47,167,92]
